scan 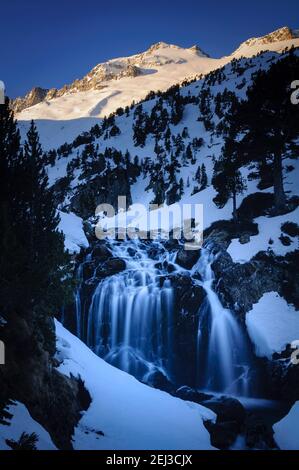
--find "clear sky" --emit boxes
[1,0,298,98]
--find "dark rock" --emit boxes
[237,192,274,220]
[175,386,212,403]
[279,234,292,246]
[175,248,200,269]
[245,413,277,449]
[239,233,250,244]
[92,244,112,261]
[202,396,246,426]
[145,370,175,394]
[82,261,95,280]
[96,258,126,277]
[0,312,91,450]
[127,247,137,257]
[204,420,238,449]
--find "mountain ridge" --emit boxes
[12,27,299,116]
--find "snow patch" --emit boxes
[0,402,56,450]
[55,320,216,450]
[273,402,299,449]
[58,211,89,253]
[246,292,299,359]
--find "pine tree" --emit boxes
[235,53,299,214]
[20,121,71,322]
[200,164,208,190]
[195,165,201,184]
[179,178,184,198]
[212,136,246,222]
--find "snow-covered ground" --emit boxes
[0,402,56,450]
[246,292,299,359]
[273,401,299,450]
[228,207,299,263]
[58,211,89,253]
[16,29,299,148]
[55,321,216,450]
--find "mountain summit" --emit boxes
[13,27,299,134]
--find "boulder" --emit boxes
[202,396,246,426]
[175,248,200,269]
[92,244,112,261]
[95,258,126,278]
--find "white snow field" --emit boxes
[228,206,299,263]
[0,401,57,450]
[16,28,299,148]
[58,210,89,253]
[55,321,216,450]
[273,402,299,450]
[246,292,299,359]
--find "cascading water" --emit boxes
[73,239,258,396]
[79,240,175,381]
[195,247,255,396]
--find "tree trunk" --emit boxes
[273,151,286,214]
[232,191,237,223]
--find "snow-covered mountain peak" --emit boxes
[232,26,299,57]
[14,27,299,147]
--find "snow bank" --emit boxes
[246,292,299,359]
[58,211,89,254]
[55,320,215,450]
[0,402,56,450]
[273,402,299,450]
[228,207,299,263]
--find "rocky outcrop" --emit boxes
[70,167,132,219]
[11,87,49,113]
[211,249,299,317]
[0,311,91,449]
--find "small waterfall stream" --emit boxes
[81,241,176,380]
[73,239,258,396]
[195,248,254,396]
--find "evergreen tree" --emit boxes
[195,165,201,184]
[200,163,208,190]
[21,121,71,317]
[212,136,246,222]
[235,53,299,214]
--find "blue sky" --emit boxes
[1,0,298,97]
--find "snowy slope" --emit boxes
[58,211,89,253]
[16,27,299,147]
[273,401,299,450]
[55,321,216,450]
[246,292,299,359]
[228,207,299,263]
[0,402,57,450]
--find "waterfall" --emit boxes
[81,240,175,381]
[195,247,254,396]
[73,239,258,397]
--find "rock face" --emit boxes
[203,396,246,449]
[0,311,91,449]
[70,167,132,219]
[212,250,299,317]
[11,87,49,113]
[233,26,299,55]
[175,247,201,269]
[11,41,208,114]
